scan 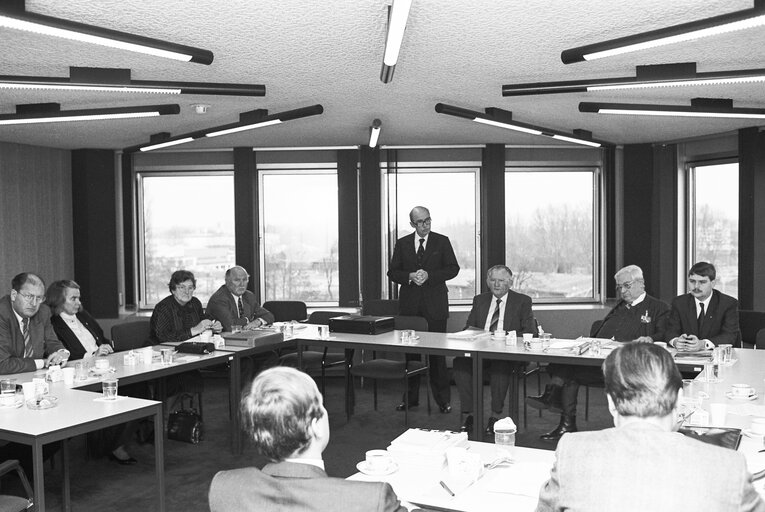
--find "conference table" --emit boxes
[0,380,163,512]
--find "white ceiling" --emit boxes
[1,0,763,150]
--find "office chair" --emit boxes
[0,460,34,511]
[110,319,151,351]
[347,315,430,426]
[756,328,765,350]
[362,299,399,316]
[262,301,308,322]
[279,311,346,395]
[739,310,765,349]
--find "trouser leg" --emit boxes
[452,356,473,412]
[428,355,450,406]
[489,359,514,414]
[403,353,421,403]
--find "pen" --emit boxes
[439,480,455,497]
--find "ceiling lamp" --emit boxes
[369,119,382,147]
[131,104,324,152]
[579,98,765,119]
[0,1,213,64]
[380,0,413,83]
[0,67,265,96]
[0,102,179,125]
[503,63,765,96]
[435,103,605,147]
[562,2,765,63]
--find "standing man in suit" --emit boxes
[536,342,764,512]
[0,272,68,374]
[667,261,740,350]
[209,366,410,512]
[206,266,274,332]
[452,265,535,434]
[387,206,460,413]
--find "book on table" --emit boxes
[387,428,469,471]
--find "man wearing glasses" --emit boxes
[526,265,670,441]
[0,272,68,374]
[388,206,460,413]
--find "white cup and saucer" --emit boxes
[491,330,507,342]
[726,383,757,401]
[356,449,398,476]
[744,417,765,439]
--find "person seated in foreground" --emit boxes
[209,366,410,512]
[527,264,670,441]
[536,342,765,512]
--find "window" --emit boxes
[689,162,738,298]
[505,168,598,301]
[260,169,339,304]
[138,173,236,308]
[385,167,479,302]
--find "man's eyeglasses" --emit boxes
[616,280,640,291]
[413,217,432,227]
[18,293,45,304]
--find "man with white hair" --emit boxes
[527,264,670,441]
[206,265,274,332]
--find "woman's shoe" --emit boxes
[108,453,138,465]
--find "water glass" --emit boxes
[718,344,733,365]
[318,325,330,340]
[399,330,411,344]
[160,348,174,366]
[102,378,118,400]
[0,378,16,396]
[540,333,552,350]
[590,339,602,357]
[494,428,516,457]
[703,362,720,383]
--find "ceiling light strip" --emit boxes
[0,104,179,125]
[579,101,765,119]
[139,137,196,152]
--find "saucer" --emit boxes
[89,366,115,376]
[26,395,58,410]
[743,429,765,439]
[726,391,758,401]
[491,335,507,341]
[356,460,398,476]
[526,346,545,352]
[0,398,23,410]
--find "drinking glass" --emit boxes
[102,378,118,400]
[494,428,516,457]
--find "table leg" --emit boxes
[32,441,44,511]
[229,354,241,454]
[473,354,483,440]
[62,438,71,512]
[154,406,166,512]
[508,365,520,423]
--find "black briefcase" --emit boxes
[329,315,395,335]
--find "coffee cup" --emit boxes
[492,330,506,340]
[21,382,35,402]
[731,383,755,398]
[0,393,15,406]
[530,338,543,351]
[200,329,212,343]
[62,367,75,386]
[751,417,765,435]
[94,358,109,370]
[365,449,392,472]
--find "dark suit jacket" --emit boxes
[387,231,459,323]
[209,461,408,512]
[205,285,274,332]
[536,424,764,512]
[0,295,64,374]
[50,309,112,361]
[594,294,670,342]
[465,290,535,334]
[666,289,740,347]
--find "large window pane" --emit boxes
[691,162,738,298]
[505,170,596,300]
[261,172,339,304]
[387,170,478,302]
[140,174,235,307]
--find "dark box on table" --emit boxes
[328,315,395,335]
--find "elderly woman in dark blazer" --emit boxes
[46,279,138,465]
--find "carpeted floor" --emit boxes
[9,368,613,511]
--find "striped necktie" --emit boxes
[22,317,33,358]
[237,296,245,318]
[489,298,502,332]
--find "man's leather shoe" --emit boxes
[460,414,474,433]
[108,453,138,466]
[439,403,452,414]
[526,384,563,414]
[395,401,419,411]
[485,416,499,435]
[540,415,577,441]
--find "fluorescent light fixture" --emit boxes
[503,63,765,96]
[579,99,765,119]
[562,3,765,64]
[0,103,179,125]
[380,0,413,83]
[435,103,604,147]
[130,104,324,152]
[0,2,213,64]
[369,119,382,147]
[0,67,265,96]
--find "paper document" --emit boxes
[484,462,552,497]
[447,329,491,341]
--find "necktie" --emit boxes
[237,296,245,318]
[489,298,502,332]
[697,302,705,334]
[417,238,425,267]
[22,317,33,358]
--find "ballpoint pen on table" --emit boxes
[439,480,455,497]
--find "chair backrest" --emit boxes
[263,301,308,322]
[756,328,765,350]
[306,311,344,325]
[363,299,399,316]
[111,319,151,351]
[394,315,428,331]
[590,320,603,337]
[739,310,765,346]
[0,459,34,512]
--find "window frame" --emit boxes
[504,165,602,304]
[257,163,340,307]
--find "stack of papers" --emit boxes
[387,428,469,471]
[447,329,491,341]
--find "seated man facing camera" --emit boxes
[209,366,410,512]
[536,343,764,512]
